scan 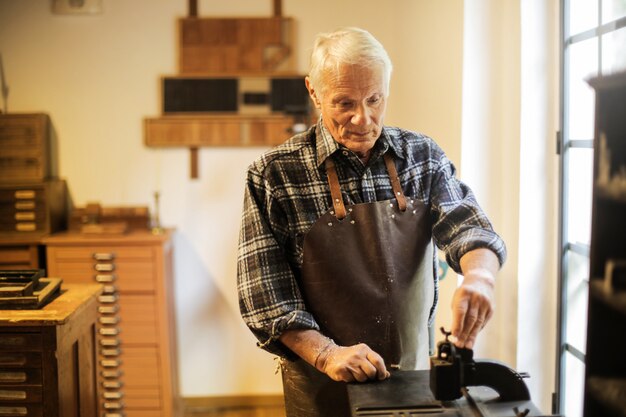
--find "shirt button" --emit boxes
[342,150,349,156]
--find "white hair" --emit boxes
[308,27,393,97]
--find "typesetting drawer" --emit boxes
[0,334,42,352]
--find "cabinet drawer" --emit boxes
[0,335,41,352]
[48,247,154,261]
[0,369,41,385]
[0,353,41,368]
[0,403,43,417]
[120,347,161,409]
[118,295,157,345]
[0,386,42,403]
[48,262,156,292]
[125,410,163,417]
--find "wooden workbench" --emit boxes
[0,283,102,417]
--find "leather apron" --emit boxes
[281,153,435,417]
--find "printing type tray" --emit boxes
[0,270,61,309]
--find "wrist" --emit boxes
[314,338,336,372]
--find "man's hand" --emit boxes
[318,343,390,382]
[451,248,499,349]
[279,329,390,382]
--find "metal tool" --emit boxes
[430,327,531,402]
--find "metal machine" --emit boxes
[348,329,562,417]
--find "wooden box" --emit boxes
[0,284,101,417]
[0,113,55,183]
[179,17,294,74]
[0,180,68,238]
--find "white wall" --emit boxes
[0,0,465,396]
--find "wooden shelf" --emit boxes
[584,71,626,417]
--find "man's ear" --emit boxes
[305,76,321,109]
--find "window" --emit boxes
[556,1,626,415]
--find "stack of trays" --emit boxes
[0,269,62,309]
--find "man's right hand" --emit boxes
[318,342,390,382]
[279,329,390,382]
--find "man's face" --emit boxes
[307,64,387,159]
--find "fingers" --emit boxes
[451,282,494,349]
[323,343,390,382]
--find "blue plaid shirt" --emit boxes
[237,120,506,356]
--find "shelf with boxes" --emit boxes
[143,4,315,178]
[0,113,68,271]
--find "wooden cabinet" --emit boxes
[43,230,180,417]
[0,237,45,270]
[0,284,101,417]
[0,113,54,184]
[583,71,626,416]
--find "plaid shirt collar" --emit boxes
[314,118,407,169]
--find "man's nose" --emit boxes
[351,104,371,126]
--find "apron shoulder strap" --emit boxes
[384,153,407,212]
[324,153,408,220]
[325,158,348,220]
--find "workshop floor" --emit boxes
[183,397,286,417]
[184,405,285,417]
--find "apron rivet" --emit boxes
[411,200,414,204]
[391,214,395,219]
[350,220,355,224]
[348,208,353,212]
[413,210,417,214]
[327,222,333,227]
[389,203,393,207]
[335,198,340,203]
[330,210,335,215]
[396,191,400,195]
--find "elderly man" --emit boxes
[237,27,506,417]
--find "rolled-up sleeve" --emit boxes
[237,163,319,357]
[429,153,507,273]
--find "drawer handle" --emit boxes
[99,316,119,325]
[15,223,36,232]
[14,212,35,221]
[98,295,118,304]
[100,369,123,379]
[95,263,115,272]
[0,354,26,366]
[95,274,116,283]
[99,338,120,347]
[103,391,124,400]
[102,380,123,389]
[93,253,115,261]
[101,348,121,357]
[0,372,27,383]
[98,305,119,314]
[102,285,117,295]
[103,402,123,410]
[99,327,120,336]
[14,202,35,210]
[14,190,36,199]
[100,359,122,368]
[0,389,26,401]
[0,406,27,416]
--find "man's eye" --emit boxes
[369,97,381,104]
[339,101,353,108]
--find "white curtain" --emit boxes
[461,0,559,411]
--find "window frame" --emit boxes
[556,0,626,414]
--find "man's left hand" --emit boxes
[450,248,499,349]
